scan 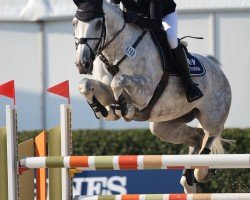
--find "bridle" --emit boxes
[74,16,106,60]
[74,13,126,61]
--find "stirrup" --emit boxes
[186,83,204,103]
[187,93,203,103]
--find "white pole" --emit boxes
[60,104,72,200]
[20,154,250,169]
[6,105,18,200]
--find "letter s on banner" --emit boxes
[107,176,127,194]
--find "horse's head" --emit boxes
[73,0,105,74]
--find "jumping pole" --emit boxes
[20,154,250,170]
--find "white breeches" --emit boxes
[162,11,178,49]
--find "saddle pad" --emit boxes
[170,53,206,76]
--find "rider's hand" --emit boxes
[123,11,139,23]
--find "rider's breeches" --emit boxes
[162,11,178,49]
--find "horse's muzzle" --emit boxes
[75,59,93,75]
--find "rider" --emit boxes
[110,0,203,102]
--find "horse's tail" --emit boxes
[210,135,226,154]
[212,135,235,154]
[206,55,221,67]
[201,130,225,154]
[198,123,233,154]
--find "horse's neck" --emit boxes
[103,3,141,60]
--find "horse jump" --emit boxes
[1,104,250,200]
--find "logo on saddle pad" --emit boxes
[170,53,206,76]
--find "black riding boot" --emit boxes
[172,43,204,102]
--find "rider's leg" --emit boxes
[172,41,204,102]
[163,12,204,102]
[162,12,178,49]
[149,0,173,66]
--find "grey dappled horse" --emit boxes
[73,1,231,193]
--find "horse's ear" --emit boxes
[73,0,79,7]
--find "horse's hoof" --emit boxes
[180,176,199,194]
[194,169,211,183]
[110,103,122,117]
[123,104,135,119]
[105,106,120,121]
[95,111,104,119]
[182,169,195,186]
[114,109,122,117]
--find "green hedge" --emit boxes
[19,128,250,193]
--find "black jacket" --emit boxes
[112,0,176,17]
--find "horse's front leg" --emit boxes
[111,74,152,120]
[79,78,120,121]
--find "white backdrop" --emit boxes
[0,0,250,130]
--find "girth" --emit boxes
[133,30,171,121]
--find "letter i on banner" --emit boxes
[0,80,16,105]
[47,80,70,104]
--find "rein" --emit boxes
[99,29,147,76]
[99,20,126,53]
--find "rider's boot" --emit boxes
[172,42,204,102]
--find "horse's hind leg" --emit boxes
[79,78,120,121]
[194,99,229,183]
[194,134,222,183]
[149,118,205,193]
[181,146,203,194]
[181,136,216,193]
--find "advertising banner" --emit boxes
[73,170,183,196]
